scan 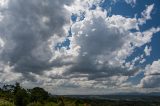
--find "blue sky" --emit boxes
[0,0,160,94]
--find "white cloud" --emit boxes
[0,0,159,94]
[42,2,160,91]
[0,63,22,83]
[139,60,160,88]
[139,58,146,64]
[139,4,154,25]
[145,60,160,76]
[0,0,8,7]
[144,45,152,56]
[131,27,160,47]
[0,37,4,48]
[125,0,136,7]
[108,15,139,30]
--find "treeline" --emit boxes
[0,82,64,106]
[1,83,160,106]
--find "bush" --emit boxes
[30,87,49,103]
[0,99,15,106]
[14,89,29,106]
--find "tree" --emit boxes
[13,82,21,95]
[14,88,29,106]
[2,84,14,92]
[1,84,14,101]
[30,87,49,103]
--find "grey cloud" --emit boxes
[64,15,138,81]
[140,75,160,88]
[139,60,160,88]
[0,0,73,75]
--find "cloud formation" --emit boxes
[0,0,73,75]
[139,60,160,88]
[67,9,138,81]
[0,0,159,94]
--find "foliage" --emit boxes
[30,87,49,103]
[0,99,15,106]
[1,83,160,106]
[14,88,29,106]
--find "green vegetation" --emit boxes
[0,83,88,106]
[0,99,15,106]
[0,83,160,106]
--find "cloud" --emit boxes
[144,45,152,56]
[139,60,160,88]
[62,5,160,89]
[125,0,136,7]
[0,0,159,93]
[139,4,154,25]
[0,0,73,76]
[61,8,143,88]
[0,63,22,84]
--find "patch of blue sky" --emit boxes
[55,38,70,50]
[99,0,114,16]
[147,32,160,63]
[99,0,158,20]
[125,31,160,69]
[125,44,148,67]
[79,11,85,21]
[125,45,144,61]
[127,71,144,85]
[99,0,137,17]
[56,11,86,50]
[68,27,72,37]
[71,11,85,23]
[71,13,77,23]
[139,3,160,31]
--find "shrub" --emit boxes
[14,89,29,106]
[0,99,15,106]
[30,87,49,103]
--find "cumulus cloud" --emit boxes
[139,60,160,88]
[62,3,160,89]
[61,8,145,88]
[0,0,73,76]
[0,0,159,93]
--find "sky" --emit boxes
[0,0,160,95]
